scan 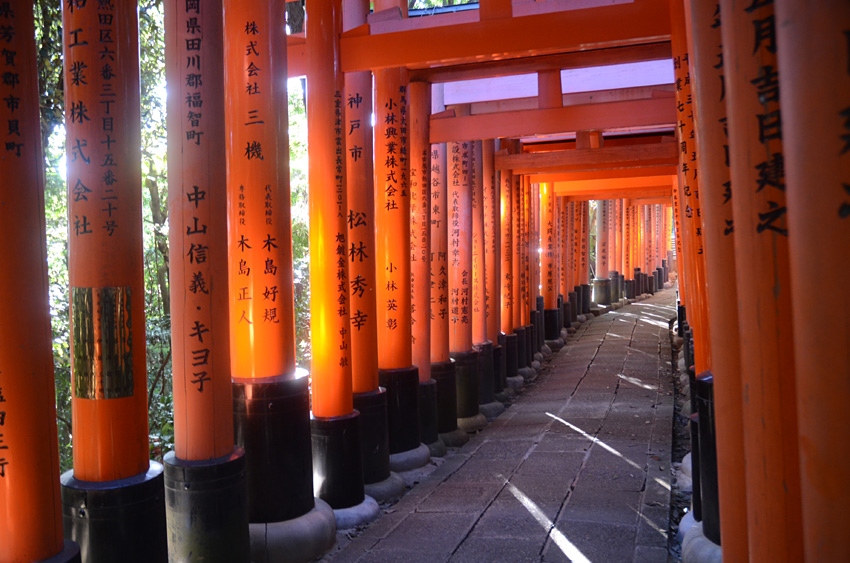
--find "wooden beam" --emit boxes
[629,196,673,206]
[554,175,675,192]
[432,97,675,144]
[410,43,671,83]
[495,141,678,173]
[557,186,672,201]
[533,165,677,182]
[341,0,671,72]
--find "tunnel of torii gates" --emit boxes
[0,0,847,561]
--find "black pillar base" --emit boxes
[696,372,720,545]
[450,350,480,419]
[523,324,534,365]
[431,360,458,434]
[530,311,543,352]
[656,267,664,290]
[504,332,518,381]
[493,338,505,393]
[40,541,81,563]
[592,278,611,305]
[353,388,390,485]
[619,274,625,300]
[543,308,561,340]
[514,326,527,368]
[164,448,250,562]
[311,411,365,510]
[625,279,635,299]
[418,379,439,446]
[689,412,703,523]
[633,268,642,294]
[568,291,578,322]
[609,271,620,302]
[473,340,496,404]
[378,366,421,454]
[580,284,591,314]
[61,463,167,563]
[677,304,687,338]
[233,375,314,523]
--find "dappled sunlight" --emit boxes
[546,413,671,492]
[616,373,657,391]
[501,479,592,563]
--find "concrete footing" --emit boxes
[364,472,405,504]
[505,375,524,390]
[518,367,537,380]
[388,443,430,473]
[682,521,722,563]
[545,339,564,354]
[457,412,488,433]
[438,427,469,448]
[248,499,336,563]
[479,400,505,421]
[333,496,380,530]
[426,439,447,458]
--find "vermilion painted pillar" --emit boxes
[720,0,803,559]
[511,168,531,372]
[0,4,77,560]
[593,200,611,305]
[343,0,393,496]
[540,182,561,342]
[471,140,503,418]
[688,0,748,555]
[430,85,465,446]
[777,3,850,560]
[558,196,571,325]
[163,0,248,557]
[623,202,632,294]
[374,42,429,461]
[410,80,443,454]
[306,0,366,512]
[483,141,505,397]
[223,1,318,549]
[521,176,536,363]
[578,200,590,315]
[499,154,519,382]
[449,141,485,431]
[60,2,166,558]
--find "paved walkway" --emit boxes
[329,289,678,563]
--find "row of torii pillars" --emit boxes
[1,0,676,560]
[3,0,849,562]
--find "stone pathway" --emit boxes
[328,289,678,563]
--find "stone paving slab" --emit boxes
[321,288,677,563]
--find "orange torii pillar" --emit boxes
[608,199,622,303]
[499,150,520,386]
[374,54,431,467]
[778,4,850,561]
[0,4,79,560]
[163,0,248,558]
[528,181,543,355]
[578,200,591,315]
[430,85,467,447]
[688,0,748,555]
[449,141,487,432]
[60,2,167,559]
[410,80,444,455]
[472,140,505,420]
[566,201,580,322]
[223,2,333,558]
[623,202,634,299]
[558,197,573,328]
[521,176,537,367]
[306,0,372,519]
[540,182,564,348]
[720,0,804,559]
[483,141,508,401]
[593,200,612,304]
[343,0,397,501]
[509,152,532,377]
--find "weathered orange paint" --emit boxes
[500,156,514,334]
[344,0,379,394]
[720,0,803,559]
[483,140,501,344]
[430,85,450,364]
[224,0,297,381]
[410,81,432,381]
[472,140,488,345]
[166,0,233,460]
[306,0,353,417]
[540,183,558,309]
[64,0,149,481]
[0,3,65,558]
[579,201,589,285]
[776,2,850,560]
[688,0,749,557]
[512,171,523,329]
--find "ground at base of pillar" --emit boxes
[457,412,488,433]
[589,307,602,317]
[363,472,405,504]
[478,400,506,421]
[505,375,525,390]
[333,495,381,530]
[518,366,538,380]
[676,511,698,544]
[41,540,81,563]
[426,438,447,458]
[540,344,553,359]
[249,498,336,563]
[531,359,542,370]
[388,443,431,473]
[664,282,675,289]
[545,339,564,354]
[438,428,470,448]
[495,388,514,403]
[560,328,570,340]
[576,314,587,322]
[682,522,722,563]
